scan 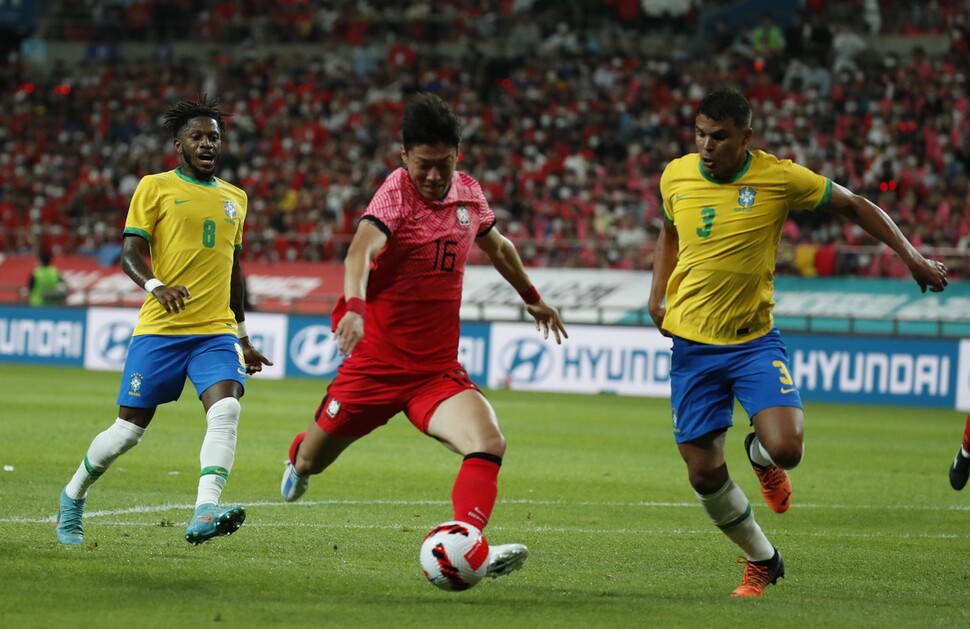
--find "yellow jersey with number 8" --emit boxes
[123,168,246,336]
[659,150,831,345]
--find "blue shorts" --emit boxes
[117,334,246,408]
[669,329,802,444]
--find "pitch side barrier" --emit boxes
[3,305,970,411]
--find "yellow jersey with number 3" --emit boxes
[659,150,831,345]
[123,168,246,336]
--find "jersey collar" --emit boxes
[697,151,752,184]
[175,167,219,187]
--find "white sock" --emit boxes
[697,480,775,561]
[961,448,970,459]
[747,434,775,467]
[196,397,240,507]
[65,418,145,499]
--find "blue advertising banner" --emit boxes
[0,305,85,366]
[459,321,490,384]
[285,315,342,379]
[784,333,957,408]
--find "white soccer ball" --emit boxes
[419,520,490,591]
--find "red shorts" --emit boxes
[313,354,481,437]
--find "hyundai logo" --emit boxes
[96,321,134,366]
[290,325,344,375]
[500,337,553,384]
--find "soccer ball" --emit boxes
[419,521,490,591]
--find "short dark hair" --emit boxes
[162,95,228,138]
[401,92,462,150]
[698,89,752,128]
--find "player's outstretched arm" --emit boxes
[476,227,568,344]
[825,182,948,293]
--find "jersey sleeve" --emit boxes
[122,175,161,241]
[235,191,247,250]
[364,178,406,234]
[468,177,496,237]
[785,160,832,212]
[659,162,675,223]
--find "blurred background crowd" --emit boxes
[2,0,969,279]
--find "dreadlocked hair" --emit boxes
[162,95,228,138]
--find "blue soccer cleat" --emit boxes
[56,487,86,545]
[184,503,246,545]
[281,460,309,502]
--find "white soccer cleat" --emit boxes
[485,543,529,578]
[280,460,309,502]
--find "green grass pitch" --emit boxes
[1,363,968,628]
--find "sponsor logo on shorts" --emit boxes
[326,398,340,418]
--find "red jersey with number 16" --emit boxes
[341,167,495,372]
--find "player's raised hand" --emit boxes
[912,257,948,293]
[151,284,192,313]
[240,338,273,375]
[525,302,568,344]
[335,311,365,356]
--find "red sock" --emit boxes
[962,416,970,453]
[289,432,306,465]
[451,453,501,530]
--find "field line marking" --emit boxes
[4,498,969,524]
[2,518,965,540]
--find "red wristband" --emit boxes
[346,297,366,316]
[518,286,541,305]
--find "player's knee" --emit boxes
[459,431,505,458]
[206,397,241,427]
[770,442,803,470]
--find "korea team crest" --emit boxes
[326,398,341,418]
[456,205,470,227]
[224,200,238,219]
[738,187,756,208]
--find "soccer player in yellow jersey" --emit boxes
[56,97,272,546]
[649,89,948,597]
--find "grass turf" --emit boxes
[0,363,967,628]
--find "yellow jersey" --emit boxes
[123,168,246,336]
[659,150,831,344]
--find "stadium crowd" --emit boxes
[2,0,970,278]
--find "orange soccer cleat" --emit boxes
[731,548,785,597]
[744,432,792,514]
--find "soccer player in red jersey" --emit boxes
[281,93,567,579]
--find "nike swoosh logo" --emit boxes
[780,387,795,394]
[174,199,191,205]
[675,193,690,200]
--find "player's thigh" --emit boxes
[413,368,502,455]
[117,335,191,408]
[732,330,804,441]
[311,367,405,438]
[187,334,247,400]
[670,337,736,444]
